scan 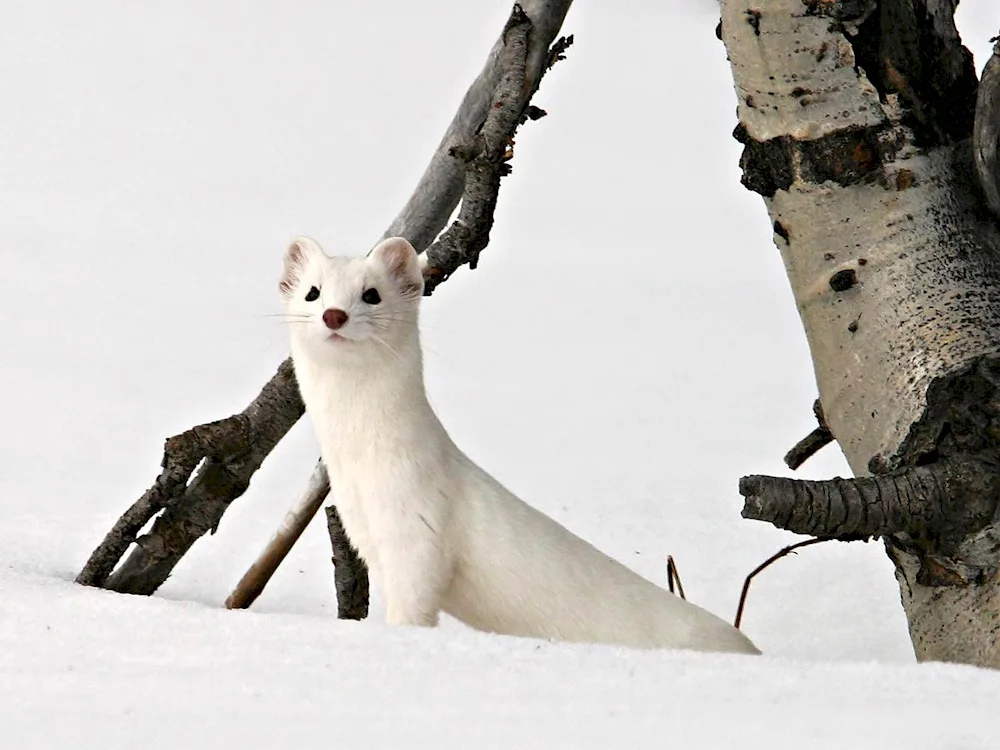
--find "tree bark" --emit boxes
[720,0,1000,666]
[78,1,575,602]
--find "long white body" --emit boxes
[285,237,759,654]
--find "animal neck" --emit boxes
[296,325,433,434]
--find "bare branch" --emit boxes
[422,12,573,292]
[974,36,1000,220]
[77,359,303,590]
[733,537,829,630]
[784,398,834,470]
[740,457,999,546]
[382,0,574,252]
[225,463,331,610]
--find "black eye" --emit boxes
[361,288,381,305]
[304,286,320,302]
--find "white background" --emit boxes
[2,1,1000,746]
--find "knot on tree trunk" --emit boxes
[740,457,1000,585]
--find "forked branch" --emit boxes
[77,359,303,589]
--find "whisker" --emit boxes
[371,333,402,362]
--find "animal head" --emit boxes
[280,236,424,362]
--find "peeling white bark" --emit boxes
[722,0,1000,667]
[725,0,883,141]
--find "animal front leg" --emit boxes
[380,545,451,628]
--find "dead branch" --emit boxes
[225,463,331,610]
[733,537,829,630]
[77,359,302,590]
[784,398,834,470]
[422,10,573,293]
[382,0,574,252]
[78,0,576,598]
[325,504,369,620]
[974,36,1000,220]
[740,457,1000,550]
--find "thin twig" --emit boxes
[733,537,829,629]
[666,555,686,600]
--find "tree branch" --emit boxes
[224,463,332,610]
[974,36,1000,220]
[78,1,575,598]
[784,398,834,470]
[740,457,999,549]
[77,359,303,589]
[382,0,574,252]
[422,9,573,293]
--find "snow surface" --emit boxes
[2,1,1000,747]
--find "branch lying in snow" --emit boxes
[974,36,1000,221]
[783,399,834,471]
[76,359,303,590]
[740,457,1000,552]
[78,0,575,599]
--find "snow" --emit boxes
[2,1,1000,746]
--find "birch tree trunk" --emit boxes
[720,0,1000,667]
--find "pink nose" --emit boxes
[322,308,349,330]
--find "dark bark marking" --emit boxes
[736,124,898,197]
[829,268,858,292]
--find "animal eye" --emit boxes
[305,286,320,302]
[361,288,381,305]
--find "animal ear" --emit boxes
[280,236,324,298]
[369,237,423,296]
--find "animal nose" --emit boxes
[322,308,349,330]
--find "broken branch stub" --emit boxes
[326,504,369,620]
[740,457,1000,572]
[783,398,834,470]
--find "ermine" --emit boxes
[281,235,760,655]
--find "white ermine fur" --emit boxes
[281,236,760,655]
